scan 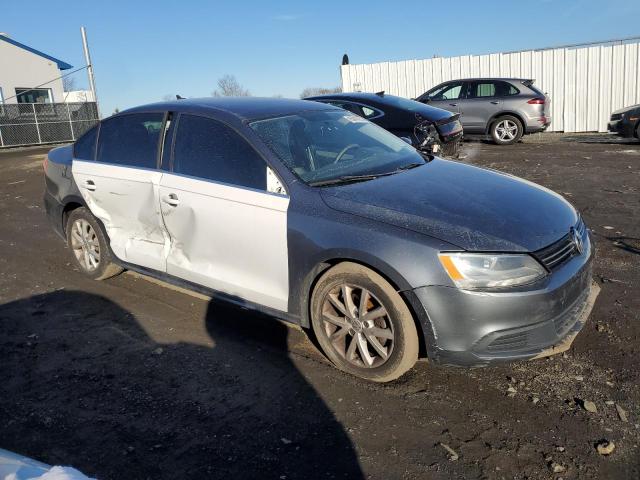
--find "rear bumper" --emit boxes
[43,190,66,241]
[415,232,597,366]
[525,116,551,134]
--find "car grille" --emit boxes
[485,284,590,354]
[610,113,622,121]
[486,331,529,353]
[534,219,586,270]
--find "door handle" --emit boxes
[162,193,180,207]
[449,103,457,107]
[82,179,96,191]
[490,101,500,105]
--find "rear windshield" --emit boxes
[376,95,424,112]
[523,80,545,97]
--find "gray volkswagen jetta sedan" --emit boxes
[43,98,599,382]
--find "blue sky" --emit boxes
[3,0,639,115]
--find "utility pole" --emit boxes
[81,26,100,117]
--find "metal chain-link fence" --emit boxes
[0,102,99,148]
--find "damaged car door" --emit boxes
[158,113,290,311]
[71,112,168,271]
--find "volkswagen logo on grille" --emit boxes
[571,227,584,254]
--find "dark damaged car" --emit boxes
[608,104,640,139]
[305,92,463,157]
[44,97,599,382]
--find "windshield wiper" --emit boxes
[308,174,381,187]
[393,162,424,171]
[309,162,426,187]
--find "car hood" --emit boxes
[320,159,578,252]
[612,104,640,115]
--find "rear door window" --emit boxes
[172,114,267,191]
[469,81,519,98]
[469,81,497,98]
[73,124,98,160]
[96,113,164,168]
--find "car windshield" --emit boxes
[250,110,425,185]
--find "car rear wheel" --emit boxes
[490,115,523,145]
[310,262,419,382]
[66,207,123,280]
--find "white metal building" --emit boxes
[340,37,640,133]
[0,32,72,105]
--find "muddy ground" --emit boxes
[0,136,638,479]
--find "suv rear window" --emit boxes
[523,81,545,97]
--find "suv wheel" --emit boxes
[310,262,419,382]
[490,115,523,145]
[66,207,123,280]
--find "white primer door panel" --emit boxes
[72,160,169,271]
[159,174,290,312]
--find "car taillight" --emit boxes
[527,98,546,105]
[43,156,48,171]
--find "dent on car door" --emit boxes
[71,112,169,271]
[159,114,290,311]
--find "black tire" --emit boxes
[490,115,523,145]
[635,122,640,140]
[66,207,123,281]
[310,262,419,382]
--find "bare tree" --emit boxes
[212,75,250,97]
[62,76,76,92]
[299,86,342,98]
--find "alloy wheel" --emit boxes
[495,119,519,141]
[321,284,395,368]
[70,219,100,272]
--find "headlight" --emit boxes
[438,253,546,289]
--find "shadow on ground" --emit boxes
[0,290,363,479]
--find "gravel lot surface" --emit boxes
[1,136,638,479]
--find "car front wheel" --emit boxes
[66,207,123,280]
[490,115,523,145]
[311,262,419,382]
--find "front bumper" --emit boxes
[414,235,598,366]
[608,119,635,137]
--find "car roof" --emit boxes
[119,97,339,121]
[440,77,532,83]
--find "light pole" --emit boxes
[81,26,100,117]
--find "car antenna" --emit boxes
[176,95,185,100]
[375,91,385,97]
